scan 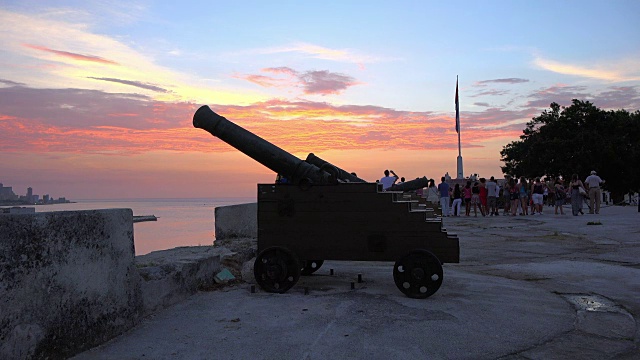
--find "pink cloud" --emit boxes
[469,89,510,98]
[2,84,637,158]
[262,67,298,77]
[87,77,168,92]
[299,70,358,95]
[243,74,289,88]
[524,84,590,108]
[474,78,529,86]
[22,44,119,65]
[239,67,359,95]
[0,86,520,156]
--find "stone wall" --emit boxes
[214,202,257,240]
[135,246,230,316]
[0,209,142,360]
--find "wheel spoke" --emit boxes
[301,260,324,275]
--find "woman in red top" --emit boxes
[479,178,488,216]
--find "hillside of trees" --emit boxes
[500,100,640,202]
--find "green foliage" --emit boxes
[500,100,640,200]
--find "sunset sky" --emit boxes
[1,1,639,200]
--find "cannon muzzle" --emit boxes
[193,105,332,185]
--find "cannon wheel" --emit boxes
[300,260,324,275]
[254,246,301,293]
[393,249,443,299]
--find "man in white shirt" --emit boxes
[486,176,498,216]
[584,170,605,214]
[380,170,398,190]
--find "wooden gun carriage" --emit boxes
[194,105,459,298]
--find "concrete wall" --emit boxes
[135,246,229,316]
[0,209,142,360]
[214,202,257,240]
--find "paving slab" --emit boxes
[74,205,640,359]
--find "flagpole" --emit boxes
[456,76,464,179]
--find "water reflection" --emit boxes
[31,198,255,255]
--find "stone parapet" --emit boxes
[135,246,232,315]
[0,209,141,360]
[214,202,257,240]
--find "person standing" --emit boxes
[584,170,605,214]
[531,177,545,215]
[510,177,520,216]
[569,174,586,216]
[554,179,565,215]
[478,178,488,216]
[380,169,398,190]
[546,176,556,207]
[518,177,529,216]
[494,181,501,216]
[486,176,498,216]
[437,176,450,217]
[463,180,472,216]
[471,181,481,217]
[451,183,462,216]
[502,176,512,215]
[426,178,439,204]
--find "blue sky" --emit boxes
[1,0,639,198]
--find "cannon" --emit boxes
[305,153,367,183]
[387,176,430,192]
[194,105,459,298]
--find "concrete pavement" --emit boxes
[73,205,640,359]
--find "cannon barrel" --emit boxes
[193,105,330,185]
[387,176,430,192]
[305,153,367,183]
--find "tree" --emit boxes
[500,100,640,202]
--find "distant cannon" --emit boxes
[194,106,459,298]
[387,176,430,192]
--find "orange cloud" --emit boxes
[17,85,625,165]
[22,44,119,65]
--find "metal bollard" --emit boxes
[357,273,363,283]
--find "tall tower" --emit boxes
[455,76,464,179]
[27,187,33,202]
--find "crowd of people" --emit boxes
[399,171,606,218]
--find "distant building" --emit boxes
[0,183,18,201]
[1,182,71,205]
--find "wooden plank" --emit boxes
[258,231,459,263]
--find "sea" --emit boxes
[29,197,255,256]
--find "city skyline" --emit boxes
[0,180,70,205]
[1,1,639,199]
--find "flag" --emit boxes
[455,77,460,133]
